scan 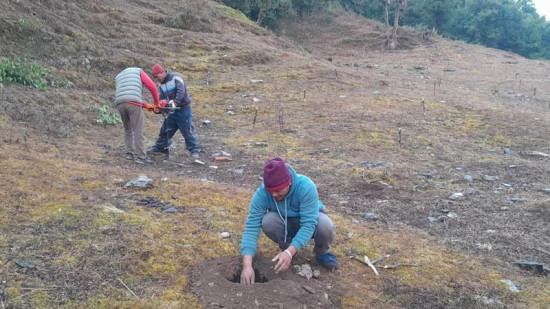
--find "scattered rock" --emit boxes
[464,174,473,182]
[250,79,264,84]
[220,232,230,239]
[483,175,499,182]
[193,159,205,165]
[509,197,526,203]
[293,264,314,280]
[462,188,476,196]
[226,111,235,115]
[253,142,268,147]
[519,151,550,158]
[477,243,492,251]
[97,203,124,214]
[302,285,316,294]
[161,207,178,214]
[253,97,261,103]
[14,260,35,269]
[503,148,511,155]
[203,119,212,126]
[539,188,550,195]
[449,192,463,200]
[500,279,519,292]
[232,168,244,175]
[125,175,153,189]
[514,260,550,275]
[446,212,458,218]
[364,213,379,221]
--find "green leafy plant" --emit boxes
[0,57,48,90]
[96,104,122,126]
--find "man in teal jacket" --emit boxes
[240,157,337,285]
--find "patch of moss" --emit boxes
[215,5,262,30]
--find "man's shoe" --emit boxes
[147,147,168,155]
[135,157,153,164]
[125,152,135,160]
[316,252,338,270]
[191,151,200,159]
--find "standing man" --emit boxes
[240,157,338,285]
[148,64,200,159]
[115,67,160,164]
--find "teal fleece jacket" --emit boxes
[241,164,324,256]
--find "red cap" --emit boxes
[152,64,165,77]
[263,157,291,192]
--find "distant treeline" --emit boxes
[218,0,550,59]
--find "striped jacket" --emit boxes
[159,72,191,108]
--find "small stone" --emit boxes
[313,269,321,278]
[161,207,178,214]
[464,175,473,182]
[364,213,379,220]
[302,285,316,294]
[220,232,230,239]
[226,111,235,115]
[483,175,499,182]
[500,279,519,292]
[193,159,205,165]
[232,168,244,175]
[161,177,169,182]
[446,212,458,218]
[202,119,212,125]
[14,260,35,269]
[503,148,511,155]
[540,188,550,195]
[208,282,214,286]
[449,192,463,200]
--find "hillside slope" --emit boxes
[1,1,549,308]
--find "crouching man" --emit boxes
[240,157,337,285]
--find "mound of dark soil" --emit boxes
[191,256,339,308]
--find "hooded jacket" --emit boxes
[241,164,324,256]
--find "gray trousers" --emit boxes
[261,211,335,255]
[117,102,146,157]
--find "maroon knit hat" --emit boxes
[263,157,291,192]
[151,64,165,77]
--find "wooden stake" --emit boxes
[252,107,258,128]
[398,127,402,147]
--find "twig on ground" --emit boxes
[20,287,56,291]
[117,278,139,299]
[350,255,379,276]
[372,254,391,264]
[382,263,419,269]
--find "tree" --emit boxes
[389,0,408,49]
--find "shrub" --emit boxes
[0,57,48,90]
[96,104,122,126]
